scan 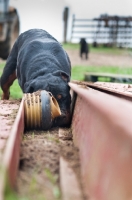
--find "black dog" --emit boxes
[0,29,71,126]
[80,38,89,59]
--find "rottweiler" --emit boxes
[80,38,89,59]
[0,29,71,126]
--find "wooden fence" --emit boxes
[71,14,132,47]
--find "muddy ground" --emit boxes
[66,49,132,67]
[15,128,87,200]
[0,100,20,153]
[1,48,132,68]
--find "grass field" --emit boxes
[0,44,132,99]
[62,43,131,55]
[71,65,132,80]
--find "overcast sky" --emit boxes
[9,0,132,42]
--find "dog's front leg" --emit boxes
[1,71,17,100]
[0,41,18,100]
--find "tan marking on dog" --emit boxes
[1,71,17,100]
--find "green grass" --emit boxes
[62,42,131,55]
[71,65,132,81]
[44,168,61,200]
[62,43,80,50]
[0,62,5,72]
[0,79,23,99]
[0,62,23,99]
[0,44,132,100]
[1,63,132,99]
[9,80,23,99]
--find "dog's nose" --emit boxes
[53,110,71,127]
[61,115,66,119]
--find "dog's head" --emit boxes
[24,70,71,126]
[80,38,87,45]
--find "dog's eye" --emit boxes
[56,94,62,100]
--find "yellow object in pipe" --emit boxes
[24,90,61,130]
[50,95,61,119]
[24,93,41,129]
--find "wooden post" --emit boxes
[63,7,69,43]
[70,14,75,42]
[4,0,9,12]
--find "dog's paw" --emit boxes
[1,92,10,100]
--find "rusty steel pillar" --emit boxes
[69,82,132,200]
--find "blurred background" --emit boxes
[9,0,132,43]
[0,0,132,99]
[0,2,132,199]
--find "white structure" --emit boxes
[9,0,132,42]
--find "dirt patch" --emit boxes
[1,49,132,69]
[0,100,20,152]
[66,49,132,67]
[15,128,87,200]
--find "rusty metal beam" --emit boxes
[88,82,132,101]
[0,98,24,199]
[60,157,83,200]
[72,80,132,102]
[69,82,132,200]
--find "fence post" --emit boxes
[70,14,75,42]
[63,7,69,43]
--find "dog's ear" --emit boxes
[53,70,70,82]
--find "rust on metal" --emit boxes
[0,100,19,142]
[60,157,83,200]
[94,81,132,95]
[72,80,132,101]
[90,82,132,101]
[69,82,132,200]
[0,99,24,199]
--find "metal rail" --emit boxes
[87,81,132,101]
[72,80,132,101]
[69,82,132,200]
[1,81,132,199]
[0,98,24,200]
